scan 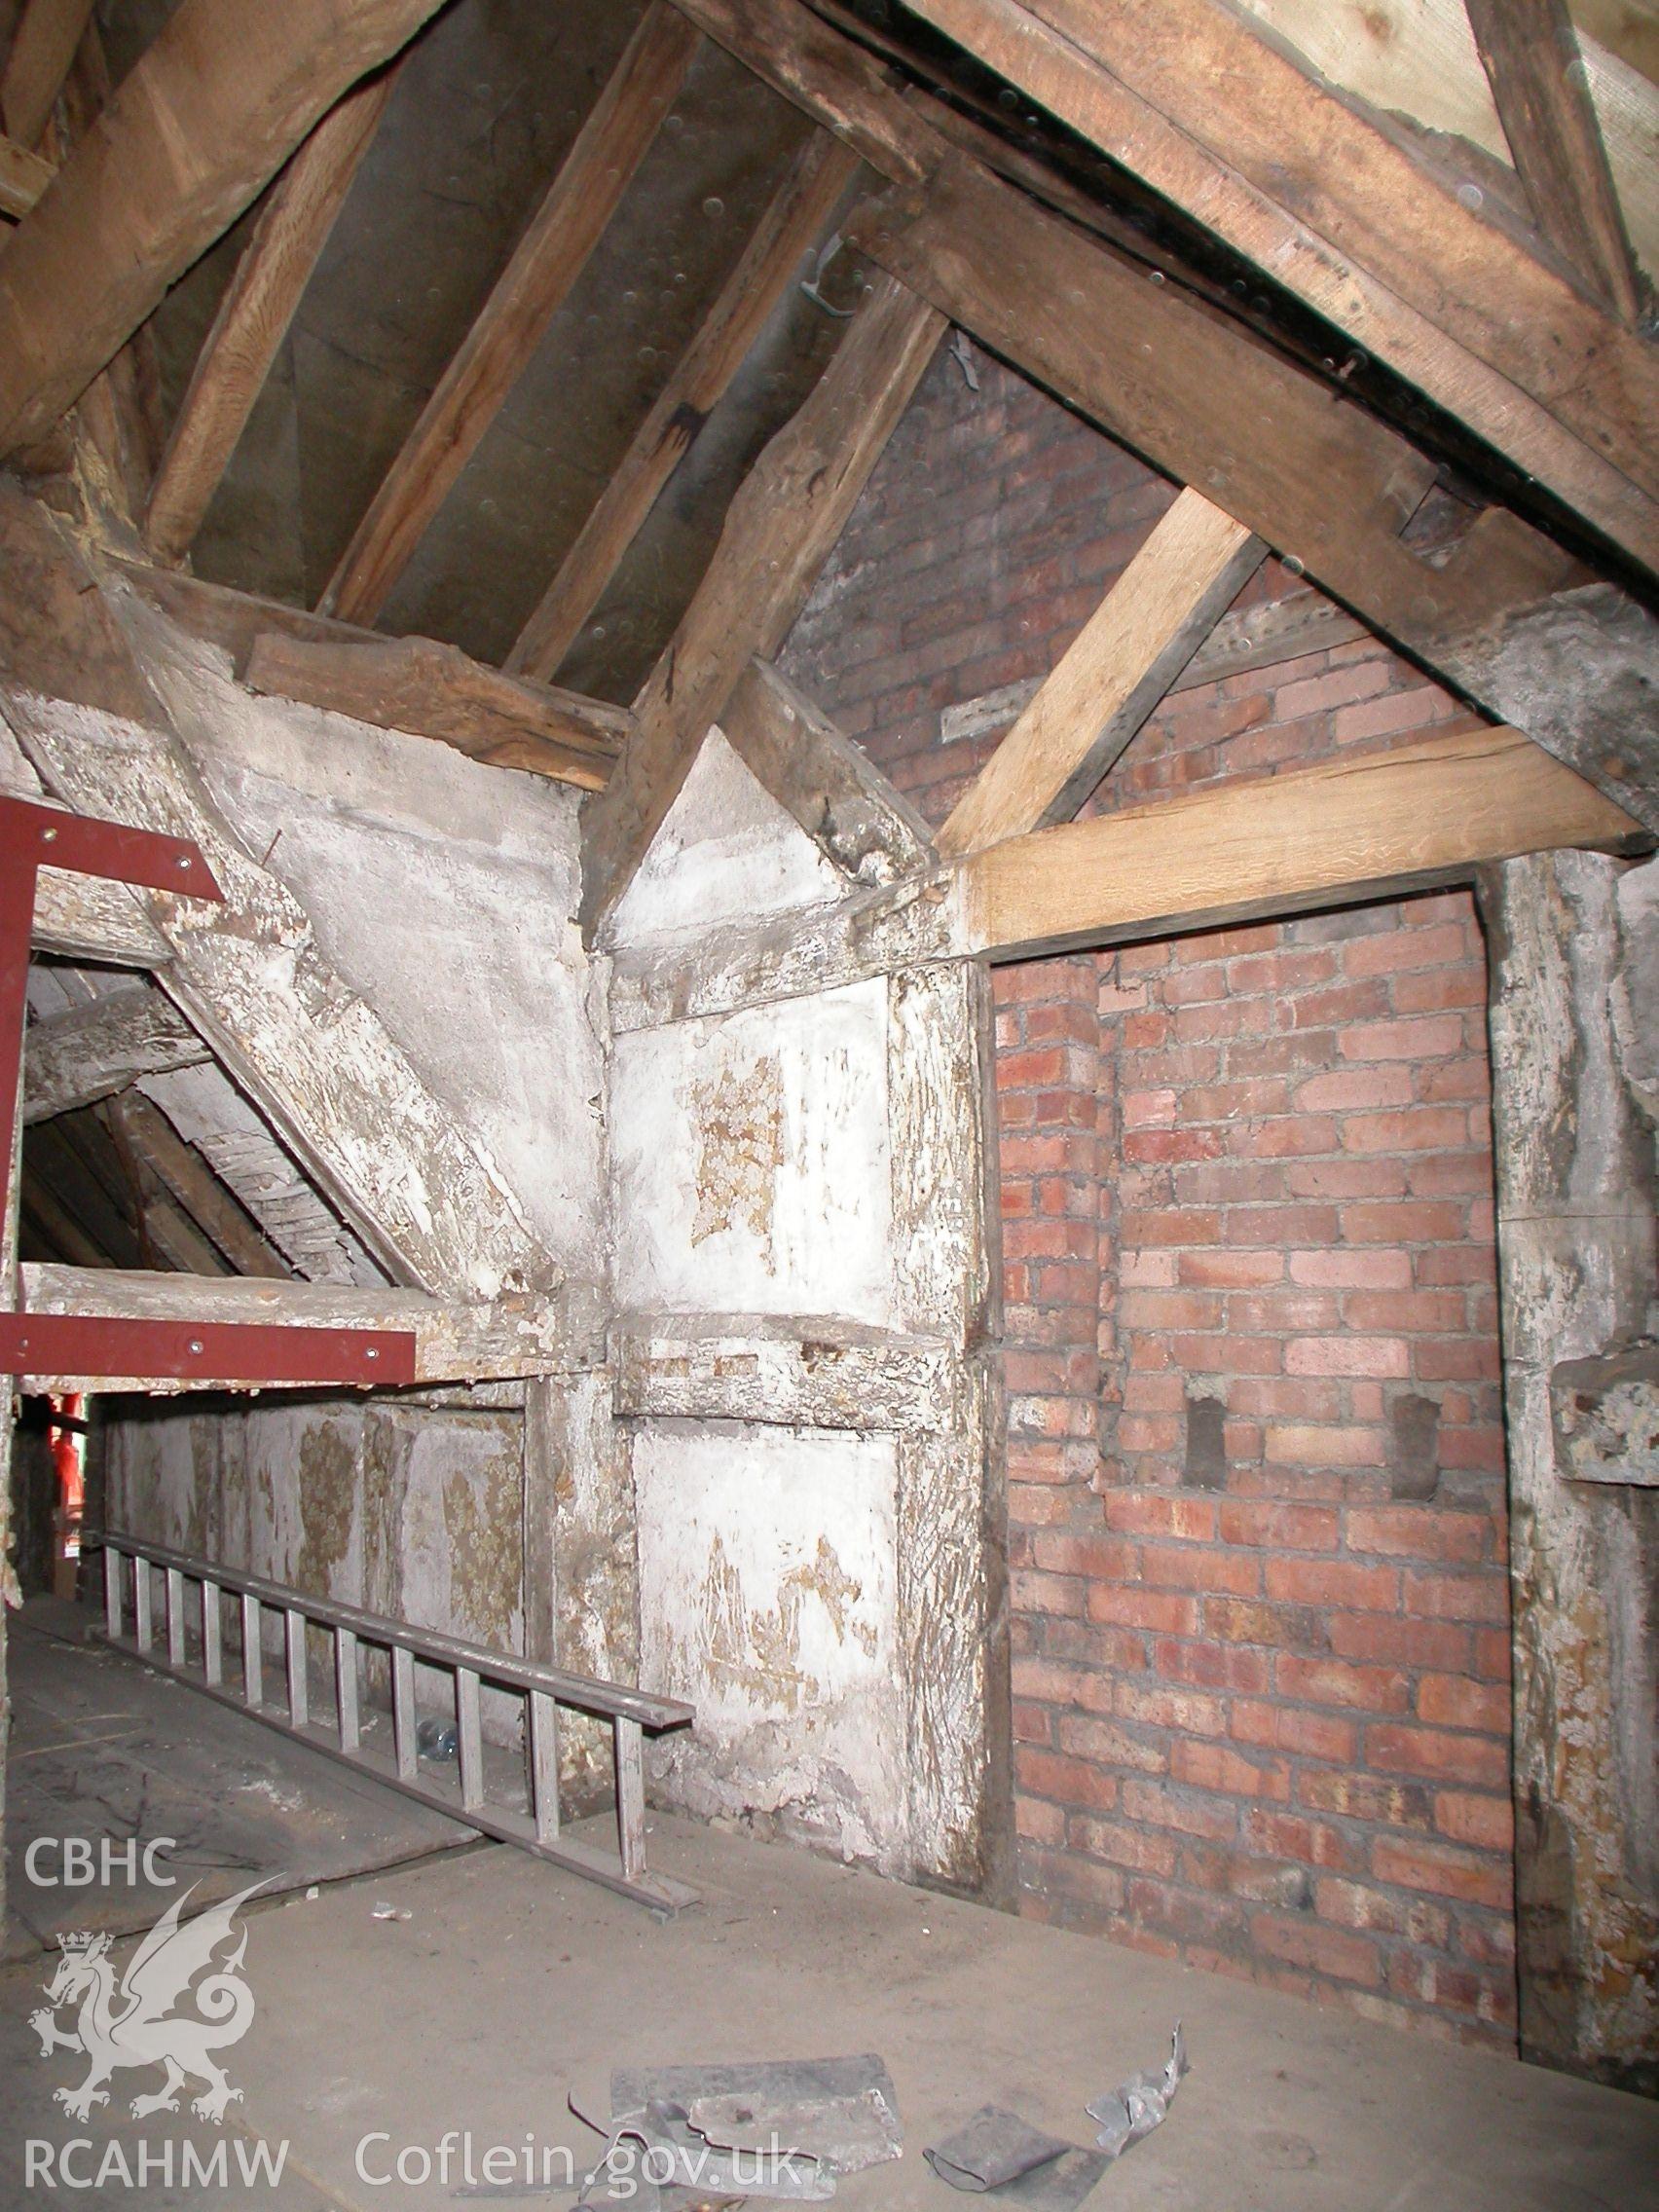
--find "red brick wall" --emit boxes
[782,344,1516,2048]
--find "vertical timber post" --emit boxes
[887,958,1011,1899]
[1483,849,1659,2091]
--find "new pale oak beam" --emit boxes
[581,270,944,931]
[0,0,449,455]
[606,727,1647,1028]
[938,487,1264,857]
[320,0,699,628]
[507,127,861,682]
[143,69,398,567]
[960,726,1648,963]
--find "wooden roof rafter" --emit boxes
[0,0,94,150]
[506,125,864,684]
[101,1089,293,1279]
[142,66,401,568]
[1465,0,1647,326]
[582,267,945,930]
[319,0,701,629]
[0,0,454,457]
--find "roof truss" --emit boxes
[0,0,1645,978]
[902,0,1658,575]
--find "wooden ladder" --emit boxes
[96,1530,697,1912]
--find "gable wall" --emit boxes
[782,344,1517,2048]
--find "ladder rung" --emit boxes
[241,1592,262,1708]
[530,1689,561,1842]
[104,1546,123,1640]
[284,1608,308,1727]
[166,1567,185,1667]
[336,1627,359,1752]
[88,1535,694,1912]
[615,1715,645,1882]
[392,1645,417,1783]
[457,1669,483,1813]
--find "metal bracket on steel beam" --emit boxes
[0,793,416,1387]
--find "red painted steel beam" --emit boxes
[0,1312,414,1386]
[1,794,225,1232]
[5,794,222,897]
[0,792,415,1387]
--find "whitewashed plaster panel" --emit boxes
[635,1422,907,1867]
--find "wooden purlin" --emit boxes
[241,628,625,791]
[22,987,209,1124]
[109,559,630,794]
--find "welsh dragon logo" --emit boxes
[30,1881,263,2124]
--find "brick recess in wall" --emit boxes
[783,343,1516,2048]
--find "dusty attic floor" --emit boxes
[2,1615,1657,2212]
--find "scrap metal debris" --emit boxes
[574,2056,902,2206]
[1086,2025,1188,2161]
[923,2109,1107,2210]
